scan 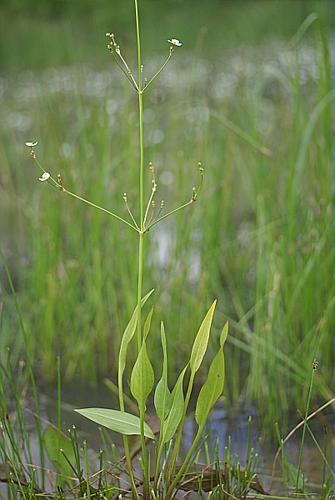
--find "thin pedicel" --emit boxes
[25,144,204,235]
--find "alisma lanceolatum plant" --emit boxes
[25,1,228,497]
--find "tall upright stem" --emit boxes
[134,1,149,496]
[137,233,144,350]
[118,378,139,498]
[135,0,144,351]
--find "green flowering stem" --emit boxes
[145,165,203,232]
[61,189,138,231]
[143,48,173,91]
[134,0,150,496]
[118,384,139,499]
[146,198,195,232]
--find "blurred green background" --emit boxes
[0,0,333,71]
[0,0,334,425]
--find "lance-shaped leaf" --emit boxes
[130,339,154,410]
[75,408,155,439]
[195,322,228,428]
[143,307,154,340]
[44,425,76,480]
[118,289,154,378]
[154,322,172,421]
[161,365,188,444]
[189,300,217,375]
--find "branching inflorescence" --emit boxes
[25,142,203,236]
[25,31,203,237]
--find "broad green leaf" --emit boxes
[130,340,154,409]
[44,425,76,480]
[75,408,155,439]
[161,365,188,444]
[190,300,217,374]
[195,322,228,428]
[118,289,154,377]
[143,307,154,340]
[154,322,172,421]
[195,350,224,428]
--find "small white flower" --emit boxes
[39,172,50,182]
[167,38,182,47]
[25,141,38,147]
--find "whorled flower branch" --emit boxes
[25,142,204,235]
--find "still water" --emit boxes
[38,383,334,495]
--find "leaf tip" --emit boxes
[220,322,229,347]
[74,408,86,416]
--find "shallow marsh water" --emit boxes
[5,383,334,496]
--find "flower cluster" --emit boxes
[167,38,182,47]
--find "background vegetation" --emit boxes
[0,0,334,426]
